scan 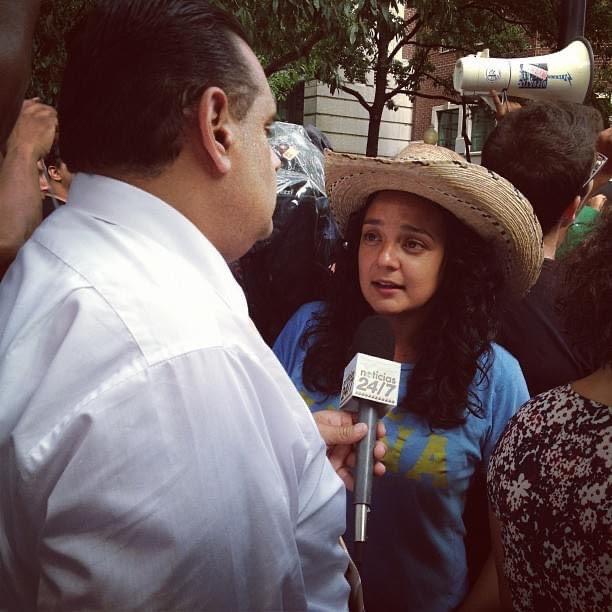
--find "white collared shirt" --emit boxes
[0,174,349,611]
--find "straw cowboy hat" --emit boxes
[325,143,543,296]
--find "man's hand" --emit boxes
[488,90,522,122]
[6,98,57,162]
[313,409,386,491]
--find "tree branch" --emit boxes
[460,2,532,27]
[404,10,421,28]
[401,40,480,55]
[422,71,453,90]
[339,84,372,112]
[395,89,459,104]
[263,30,326,76]
[383,51,430,101]
[404,18,422,41]
[388,19,423,61]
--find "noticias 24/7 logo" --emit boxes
[340,353,402,409]
[354,369,398,400]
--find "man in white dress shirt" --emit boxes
[0,1,352,609]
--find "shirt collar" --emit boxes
[67,173,248,315]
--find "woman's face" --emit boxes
[358,190,447,322]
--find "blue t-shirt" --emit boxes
[273,301,529,612]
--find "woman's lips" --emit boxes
[372,280,403,293]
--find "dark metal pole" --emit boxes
[558,0,586,48]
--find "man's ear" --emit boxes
[196,87,234,176]
[559,195,581,228]
[47,165,62,182]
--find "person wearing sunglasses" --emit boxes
[481,100,603,398]
[557,129,612,257]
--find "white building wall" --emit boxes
[303,77,413,157]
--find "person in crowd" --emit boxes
[557,126,612,257]
[0,1,384,609]
[482,99,603,396]
[488,203,612,612]
[41,140,73,217]
[0,97,57,278]
[557,190,607,257]
[273,143,543,611]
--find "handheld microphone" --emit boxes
[339,316,400,557]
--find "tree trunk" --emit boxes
[366,104,385,157]
[365,7,393,157]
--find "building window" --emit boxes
[437,108,459,150]
[469,106,496,152]
[277,82,305,125]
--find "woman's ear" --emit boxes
[196,87,234,175]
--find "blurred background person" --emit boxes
[488,203,612,612]
[557,190,607,258]
[482,99,603,397]
[557,126,611,258]
[41,140,73,217]
[0,98,57,278]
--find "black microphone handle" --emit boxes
[354,399,379,507]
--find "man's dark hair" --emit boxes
[482,101,602,235]
[59,0,257,176]
[44,141,62,168]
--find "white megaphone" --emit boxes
[453,37,593,104]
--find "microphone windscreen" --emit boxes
[351,316,395,361]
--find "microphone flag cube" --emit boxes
[339,353,401,414]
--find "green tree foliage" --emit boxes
[210,0,360,100]
[27,0,94,103]
[28,0,359,103]
[320,0,609,155]
[29,0,609,152]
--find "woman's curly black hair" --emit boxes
[558,204,612,370]
[301,196,507,429]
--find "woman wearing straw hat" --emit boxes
[273,144,543,611]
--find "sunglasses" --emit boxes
[582,152,608,191]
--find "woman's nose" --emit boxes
[377,243,400,268]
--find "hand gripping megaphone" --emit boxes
[453,37,594,104]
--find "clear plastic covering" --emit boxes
[269,121,326,197]
[231,121,339,344]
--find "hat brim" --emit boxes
[325,151,543,296]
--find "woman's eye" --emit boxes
[362,231,379,243]
[403,239,424,251]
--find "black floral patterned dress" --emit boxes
[488,384,612,611]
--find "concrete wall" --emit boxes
[303,77,413,158]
